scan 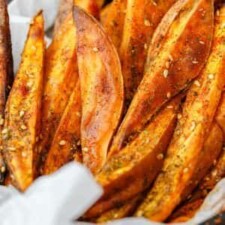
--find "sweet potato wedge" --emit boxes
[100,0,127,50]
[110,0,214,156]
[3,12,44,191]
[95,195,142,223]
[74,6,124,174]
[0,0,14,182]
[135,8,225,221]
[54,0,101,35]
[43,81,82,175]
[120,0,176,106]
[37,11,78,174]
[84,95,181,218]
[168,122,223,222]
[54,0,73,35]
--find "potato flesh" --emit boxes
[135,7,225,221]
[3,12,44,191]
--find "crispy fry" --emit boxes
[3,12,44,191]
[110,0,214,156]
[135,8,225,221]
[74,6,124,174]
[37,12,78,174]
[43,81,82,175]
[95,195,142,223]
[169,122,223,222]
[120,0,176,106]
[0,0,14,182]
[100,0,127,50]
[84,96,181,218]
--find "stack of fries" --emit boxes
[1,0,225,223]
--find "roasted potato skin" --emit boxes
[43,82,82,175]
[0,0,14,182]
[3,12,44,191]
[74,6,124,174]
[120,0,176,106]
[110,0,214,156]
[37,12,78,174]
[84,96,181,218]
[135,6,225,221]
[100,0,127,50]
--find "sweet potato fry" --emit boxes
[110,0,214,156]
[37,11,78,174]
[74,6,124,174]
[43,81,82,175]
[135,7,225,221]
[100,0,127,50]
[95,195,142,223]
[84,95,181,218]
[120,0,176,106]
[168,122,223,222]
[54,0,100,36]
[3,12,44,191]
[0,0,14,182]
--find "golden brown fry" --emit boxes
[169,122,223,223]
[74,6,124,174]
[43,81,82,175]
[135,7,225,221]
[120,0,176,106]
[85,95,181,218]
[110,0,214,156]
[0,0,14,182]
[37,12,78,174]
[3,12,44,191]
[100,0,127,50]
[95,195,141,223]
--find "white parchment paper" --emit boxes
[4,0,225,224]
